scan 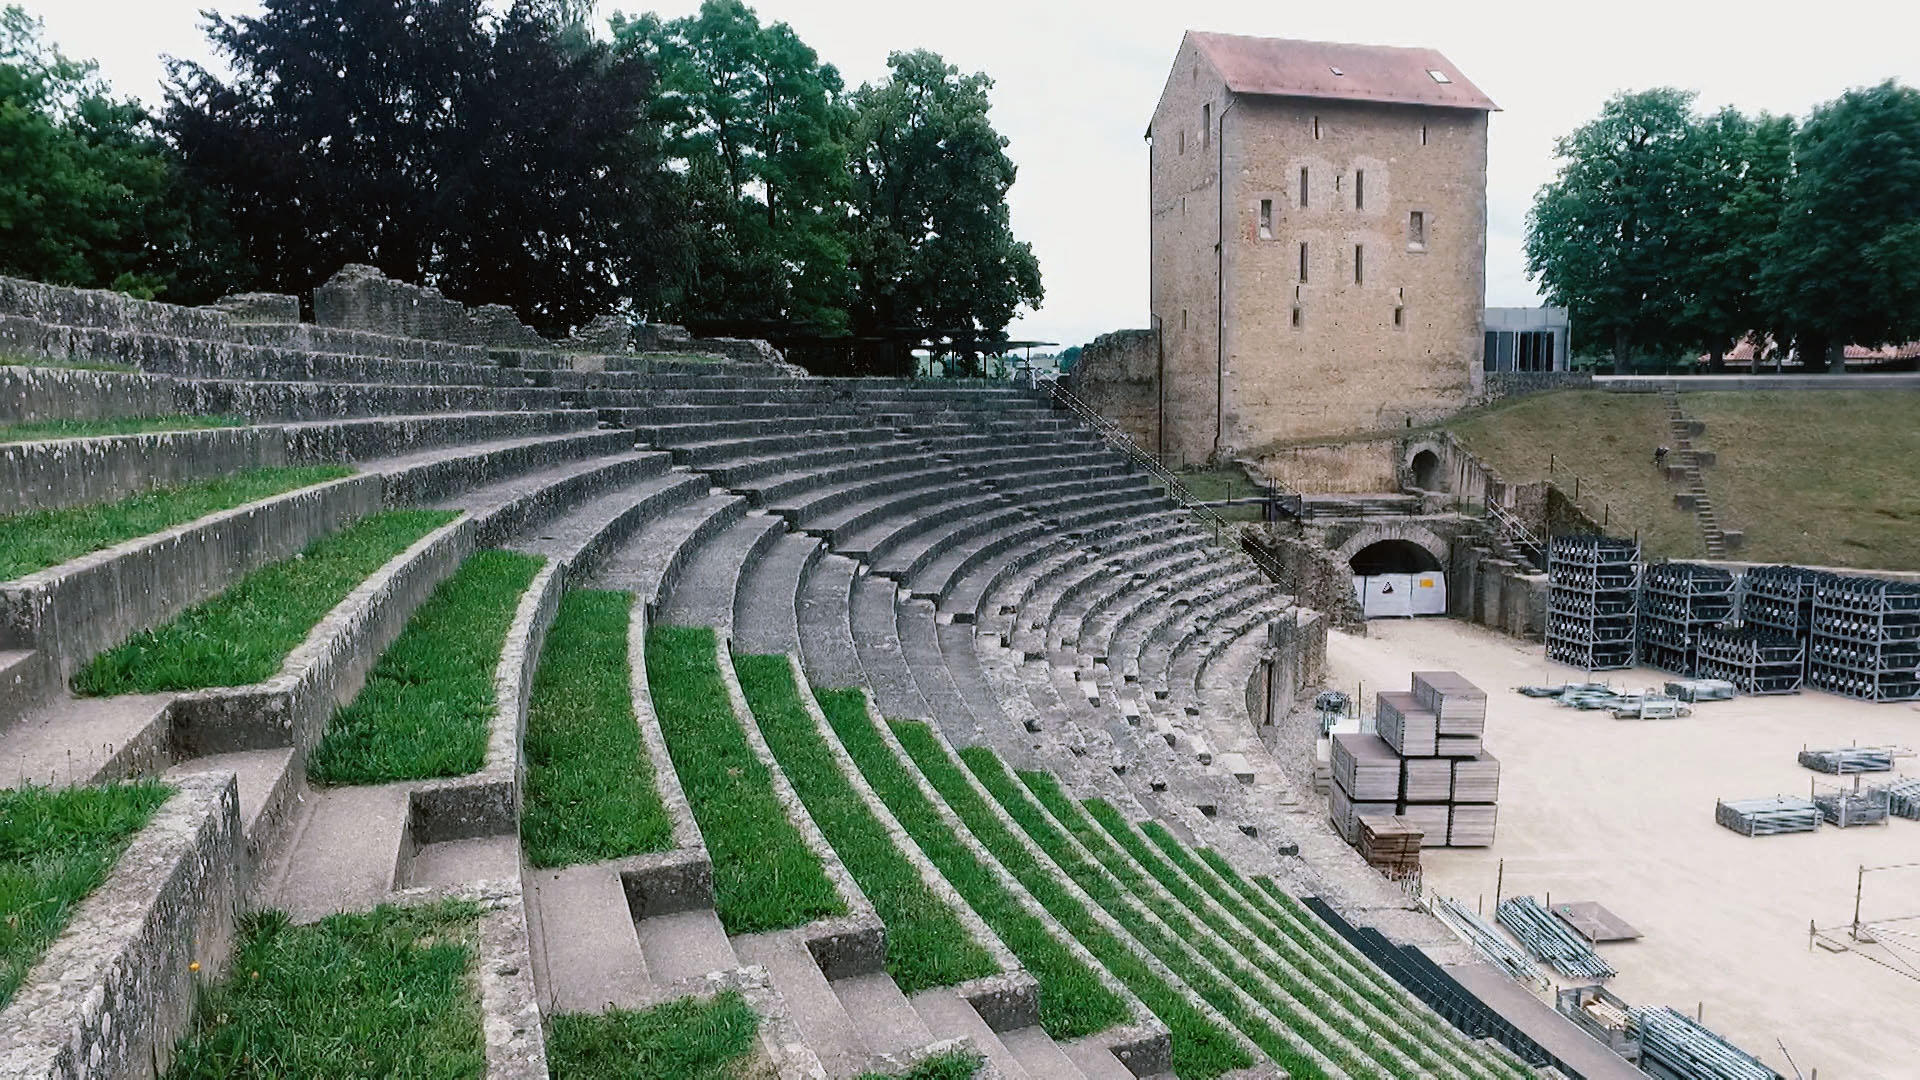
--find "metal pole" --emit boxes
[1853,864,1865,939]
[1495,858,1504,909]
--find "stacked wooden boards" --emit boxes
[1329,670,1501,851]
[1356,814,1423,874]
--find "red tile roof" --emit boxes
[1188,31,1498,112]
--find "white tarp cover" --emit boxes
[1354,573,1446,619]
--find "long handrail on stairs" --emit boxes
[1044,379,1291,583]
[1486,499,1546,571]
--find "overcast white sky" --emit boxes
[28,0,1920,347]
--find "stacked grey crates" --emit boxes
[1341,671,1498,848]
[1808,576,1920,702]
[1638,562,1735,676]
[1547,535,1640,670]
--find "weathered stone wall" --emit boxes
[1151,37,1489,456]
[1249,439,1398,494]
[200,292,300,324]
[313,264,549,348]
[1066,328,1159,450]
[1449,541,1547,640]
[1479,370,1591,403]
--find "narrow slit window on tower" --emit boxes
[1298,241,1309,283]
[1258,199,1272,239]
[1393,306,1405,329]
[1181,308,1188,330]
[1355,169,1365,210]
[1291,306,1303,330]
[1299,166,1309,208]
[1202,102,1211,148]
[1354,244,1365,285]
[1179,129,1186,154]
[1420,123,1429,146]
[1312,115,1321,139]
[1408,210,1427,248]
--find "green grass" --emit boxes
[546,990,761,1080]
[166,901,483,1079]
[1175,465,1259,503]
[1076,798,1489,1080]
[889,720,1252,1080]
[0,354,136,374]
[735,653,997,994]
[1683,390,1920,569]
[1446,390,1701,557]
[645,626,843,934]
[521,590,674,868]
[857,1051,985,1079]
[0,781,172,1008]
[307,550,543,784]
[0,465,355,583]
[74,510,454,695]
[973,757,1341,1080]
[814,689,1129,1040]
[0,415,247,443]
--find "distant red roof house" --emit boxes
[1185,31,1499,112]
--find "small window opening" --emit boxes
[1355,169,1365,210]
[1393,306,1405,329]
[1408,210,1426,248]
[1329,66,1344,76]
[1427,69,1451,84]
[1298,242,1309,283]
[1258,199,1272,240]
[1354,245,1365,285]
[1181,196,1186,215]
[1202,103,1211,148]
[1312,115,1321,139]
[1181,308,1188,330]
[1420,123,1429,146]
[1179,129,1186,154]
[1299,167,1309,208]
[1291,306,1303,330]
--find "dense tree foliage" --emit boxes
[0,6,215,298]
[1529,80,1920,373]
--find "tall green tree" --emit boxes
[1525,88,1702,373]
[614,0,852,333]
[1680,107,1794,368]
[0,6,217,297]
[167,0,683,333]
[1763,80,1920,371]
[846,50,1042,371]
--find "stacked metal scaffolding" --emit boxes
[1630,1006,1780,1080]
[1496,895,1615,980]
[1885,778,1920,820]
[1432,894,1544,985]
[1694,627,1805,695]
[1739,564,1833,641]
[1546,535,1640,671]
[1715,796,1821,836]
[1638,562,1736,675]
[1808,576,1920,702]
[1797,746,1896,774]
[1812,782,1890,827]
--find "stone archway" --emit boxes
[1402,440,1448,492]
[1333,522,1451,571]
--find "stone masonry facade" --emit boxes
[1148,32,1492,459]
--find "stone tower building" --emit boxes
[1146,32,1495,459]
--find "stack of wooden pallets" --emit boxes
[1332,671,1502,852]
[1329,732,1400,842]
[1356,814,1423,874]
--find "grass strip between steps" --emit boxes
[1135,822,1521,1080]
[735,653,998,994]
[0,415,248,444]
[74,509,456,695]
[1,354,135,373]
[546,990,760,1080]
[521,590,674,868]
[983,759,1341,1080]
[888,721,1251,1080]
[814,689,1128,1040]
[165,900,484,1079]
[856,1050,986,1080]
[0,781,172,1008]
[0,464,355,583]
[1075,796,1467,1080]
[308,549,543,784]
[645,626,842,934]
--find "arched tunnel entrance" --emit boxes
[1349,539,1446,618]
[1410,449,1443,491]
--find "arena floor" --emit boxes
[1323,618,1920,1080]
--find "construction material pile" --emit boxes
[1808,576,1920,702]
[1664,679,1736,703]
[1885,778,1920,820]
[1355,815,1422,875]
[1497,895,1616,980]
[1630,1006,1781,1080]
[1433,894,1543,985]
[1330,671,1498,852]
[1715,796,1821,836]
[1639,562,1736,676]
[1695,627,1805,695]
[1797,746,1896,774]
[1812,783,1890,828]
[1546,534,1640,670]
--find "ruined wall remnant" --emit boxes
[312,264,549,348]
[1066,328,1160,452]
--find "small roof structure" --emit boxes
[1184,31,1498,112]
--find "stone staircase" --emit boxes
[1659,389,1730,558]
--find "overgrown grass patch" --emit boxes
[0,354,136,374]
[0,464,354,583]
[735,654,996,994]
[889,721,1252,1080]
[521,590,673,868]
[166,901,483,1079]
[0,415,247,443]
[308,550,543,784]
[645,626,842,934]
[0,781,172,1007]
[982,759,1342,1079]
[74,509,455,695]
[546,990,760,1080]
[857,1051,985,1080]
[814,689,1128,1040]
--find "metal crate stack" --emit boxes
[1884,778,1920,820]
[1808,576,1920,702]
[1812,782,1890,827]
[1547,535,1640,670]
[1715,796,1820,836]
[1740,564,1832,643]
[1796,746,1896,774]
[1694,627,1805,695]
[1630,1006,1780,1080]
[1638,563,1735,675]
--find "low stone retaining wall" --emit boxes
[1596,373,1920,392]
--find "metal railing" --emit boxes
[1046,380,1290,584]
[1485,498,1546,570]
